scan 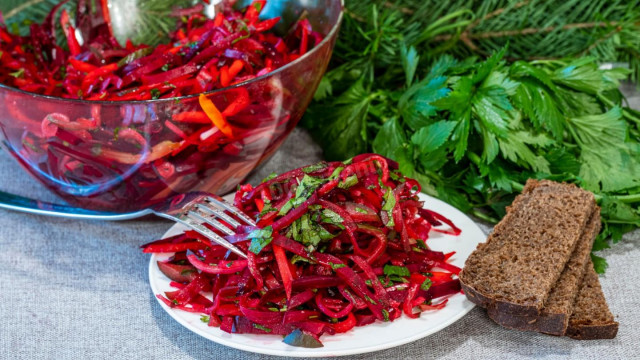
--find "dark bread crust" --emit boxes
[487,307,567,335]
[459,179,596,316]
[460,281,541,316]
[567,323,618,340]
[566,262,619,340]
[485,208,601,335]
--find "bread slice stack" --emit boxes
[459,179,618,339]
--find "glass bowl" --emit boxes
[0,0,342,213]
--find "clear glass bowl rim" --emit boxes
[0,0,344,106]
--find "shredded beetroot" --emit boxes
[0,0,320,100]
[143,155,463,347]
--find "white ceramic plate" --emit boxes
[149,193,486,357]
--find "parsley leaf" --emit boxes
[247,226,274,255]
[279,175,327,215]
[383,264,410,277]
[381,188,396,227]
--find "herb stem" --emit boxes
[471,209,499,223]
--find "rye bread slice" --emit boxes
[459,179,596,316]
[566,260,619,340]
[486,207,601,335]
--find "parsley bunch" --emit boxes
[304,6,640,272]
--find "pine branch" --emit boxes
[344,0,640,81]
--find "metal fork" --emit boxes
[0,190,251,258]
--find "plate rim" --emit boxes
[148,193,485,357]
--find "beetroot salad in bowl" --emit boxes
[0,0,343,212]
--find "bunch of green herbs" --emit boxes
[304,5,640,272]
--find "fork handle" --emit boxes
[0,190,150,221]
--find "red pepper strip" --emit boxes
[432,260,462,275]
[273,244,293,301]
[420,209,462,235]
[219,65,230,87]
[68,58,97,73]
[156,295,207,313]
[142,62,198,85]
[199,94,235,138]
[444,251,456,261]
[60,10,81,56]
[187,252,248,274]
[245,0,266,23]
[221,87,250,117]
[314,253,385,320]
[403,283,420,319]
[254,17,281,32]
[172,111,211,124]
[419,299,449,311]
[173,274,208,304]
[315,292,354,319]
[213,13,224,27]
[247,252,264,289]
[255,198,264,212]
[0,27,13,43]
[228,60,244,80]
[357,225,388,263]
[331,312,357,333]
[81,63,118,95]
[142,242,208,253]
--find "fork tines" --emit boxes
[181,196,255,259]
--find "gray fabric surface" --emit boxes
[1,86,639,359]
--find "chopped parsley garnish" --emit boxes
[150,88,161,99]
[382,309,390,321]
[262,172,278,182]
[381,188,397,227]
[302,162,328,174]
[9,68,24,78]
[329,262,346,270]
[420,278,433,291]
[354,206,369,214]
[278,175,327,216]
[253,324,272,333]
[321,209,344,227]
[383,264,410,277]
[338,174,358,189]
[364,295,378,305]
[200,315,210,323]
[247,226,274,255]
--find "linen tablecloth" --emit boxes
[1,85,639,360]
